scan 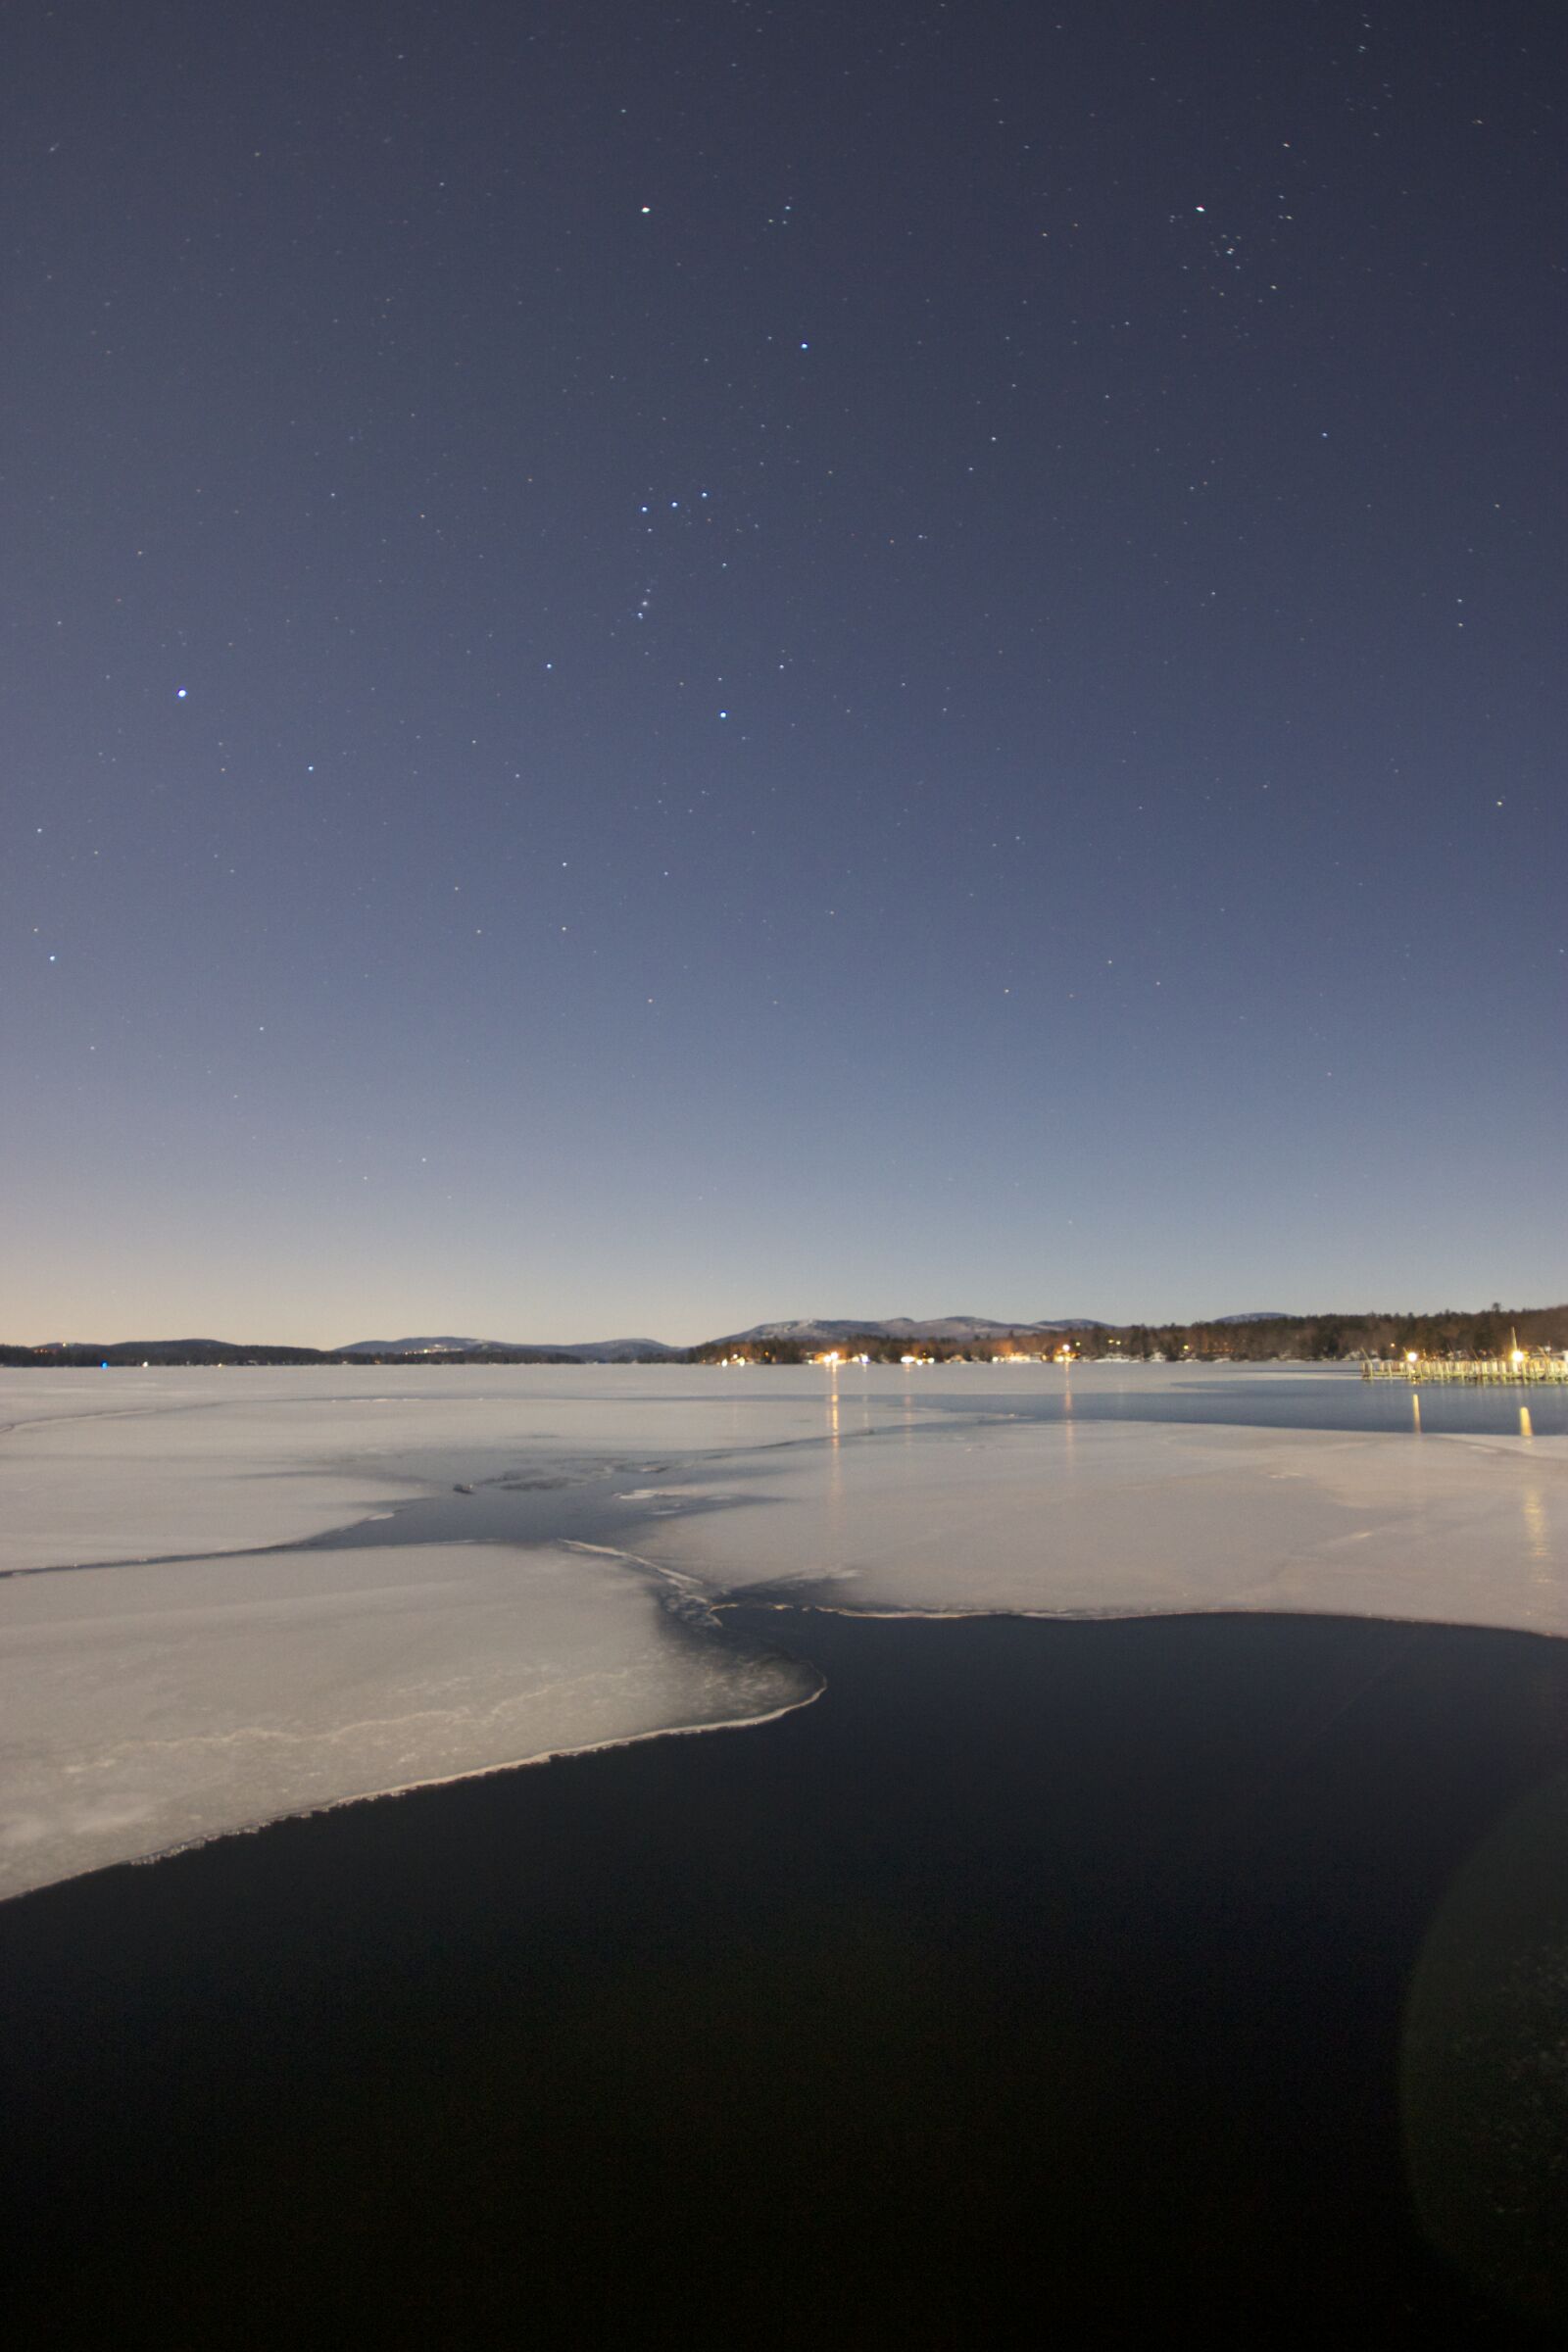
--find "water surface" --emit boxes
[5,1605,1566,2343]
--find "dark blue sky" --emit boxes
[7,0,1564,1343]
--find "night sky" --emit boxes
[7,1,1564,1344]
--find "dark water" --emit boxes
[922,1370,1568,1442]
[5,1608,1568,2347]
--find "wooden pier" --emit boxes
[1361,1353,1568,1386]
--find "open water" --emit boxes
[5,1598,1568,2345]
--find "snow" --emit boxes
[2,1364,1565,1901]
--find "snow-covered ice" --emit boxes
[0,1535,811,1897]
[2,1364,1564,1899]
[0,1366,845,1570]
[634,1410,1568,1628]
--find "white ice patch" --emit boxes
[0,1365,854,1573]
[635,1413,1568,1635]
[0,1535,814,1899]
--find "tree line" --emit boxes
[687,1303,1568,1367]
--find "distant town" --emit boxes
[4,1303,1566,1371]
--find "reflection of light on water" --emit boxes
[1510,1410,1544,1595]
[1493,1401,1548,1581]
[1411,1391,1421,1433]
[899,1371,917,1445]
[824,1365,844,1521]
[1522,1485,1549,1572]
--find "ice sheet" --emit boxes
[3,1365,1564,1901]
[0,1536,815,1899]
[636,1415,1568,1633]
[0,1366,867,1570]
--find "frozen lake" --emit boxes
[3,1361,1566,1899]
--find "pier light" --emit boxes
[1511,1348,1525,1367]
[1406,1350,1419,1364]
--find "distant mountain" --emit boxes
[21,1340,342,1367]
[4,1334,680,1368]
[712,1314,1105,1350]
[340,1336,488,1356]
[338,1335,682,1362]
[10,1304,1566,1376]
